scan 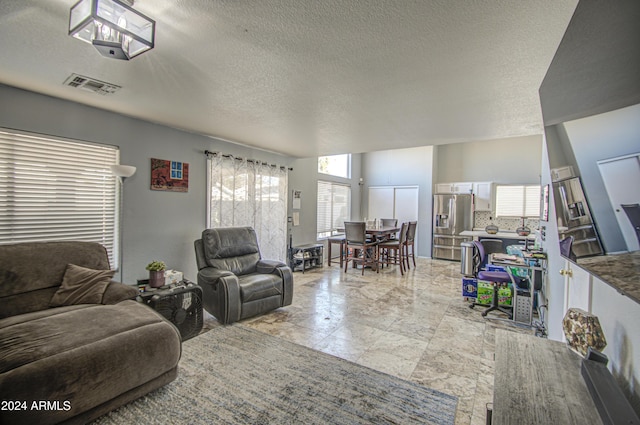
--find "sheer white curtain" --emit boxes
[208,154,288,261]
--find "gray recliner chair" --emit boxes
[194,227,293,324]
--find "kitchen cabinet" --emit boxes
[436,182,493,211]
[368,186,419,223]
[473,182,493,211]
[435,182,473,194]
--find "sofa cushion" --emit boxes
[0,241,111,319]
[0,300,181,424]
[238,273,283,302]
[102,281,139,304]
[49,264,115,307]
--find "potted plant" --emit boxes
[146,260,166,288]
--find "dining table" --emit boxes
[334,225,400,240]
[329,225,401,267]
[363,225,400,238]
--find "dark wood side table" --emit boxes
[492,330,602,424]
[137,280,204,341]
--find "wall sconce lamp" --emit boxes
[69,0,155,60]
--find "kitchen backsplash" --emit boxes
[474,211,539,231]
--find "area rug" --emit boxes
[93,324,457,424]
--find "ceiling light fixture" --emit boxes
[69,0,155,60]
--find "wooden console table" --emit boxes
[492,330,602,424]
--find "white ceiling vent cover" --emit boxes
[63,74,121,95]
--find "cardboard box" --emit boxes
[476,281,512,306]
[485,264,507,272]
[498,285,512,306]
[462,278,477,299]
[477,281,493,305]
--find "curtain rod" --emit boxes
[204,150,293,171]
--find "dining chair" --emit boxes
[403,221,417,269]
[343,221,379,274]
[327,234,346,267]
[377,222,409,275]
[380,218,399,240]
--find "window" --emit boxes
[0,128,119,267]
[495,185,541,217]
[171,161,183,179]
[318,154,351,178]
[317,181,351,239]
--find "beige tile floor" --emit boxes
[201,257,534,425]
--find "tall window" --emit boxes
[318,154,351,178]
[207,153,288,261]
[317,181,351,239]
[0,128,119,268]
[495,185,541,217]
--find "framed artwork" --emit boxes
[293,190,301,210]
[151,158,189,192]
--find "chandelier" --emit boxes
[69,0,155,60]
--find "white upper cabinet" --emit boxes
[473,182,494,211]
[435,182,473,194]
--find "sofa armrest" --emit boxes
[102,281,139,304]
[256,259,287,274]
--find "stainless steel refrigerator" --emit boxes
[432,194,473,261]
[553,177,603,258]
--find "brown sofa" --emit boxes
[0,241,182,425]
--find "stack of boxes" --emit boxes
[462,264,512,306]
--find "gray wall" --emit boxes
[561,103,640,253]
[0,84,295,284]
[436,135,543,184]
[361,146,434,258]
[287,154,363,247]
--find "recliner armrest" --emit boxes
[256,259,287,274]
[198,268,236,286]
[197,267,242,324]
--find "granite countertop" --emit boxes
[460,230,536,240]
[577,251,640,304]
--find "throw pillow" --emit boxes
[49,264,115,307]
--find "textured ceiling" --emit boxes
[0,0,577,157]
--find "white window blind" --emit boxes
[495,185,541,218]
[0,129,119,268]
[317,181,351,239]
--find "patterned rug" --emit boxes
[93,324,457,424]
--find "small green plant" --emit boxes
[145,260,166,272]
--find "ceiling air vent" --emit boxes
[63,73,121,95]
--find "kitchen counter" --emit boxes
[577,251,640,305]
[460,230,536,240]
